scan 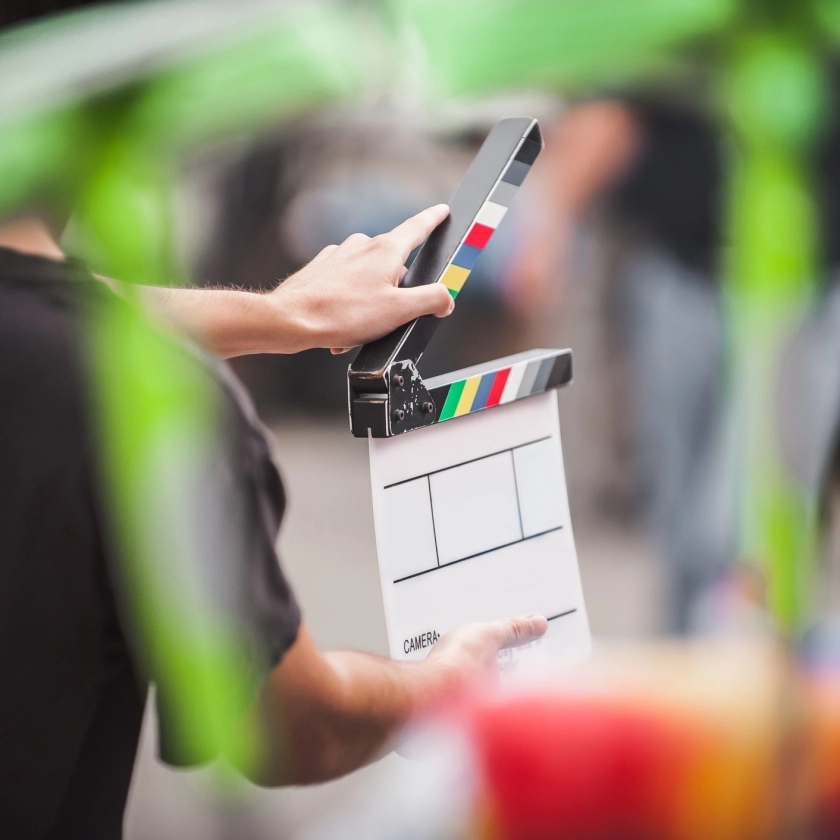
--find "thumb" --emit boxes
[396,283,455,322]
[489,615,548,650]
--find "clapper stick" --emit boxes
[348,117,571,438]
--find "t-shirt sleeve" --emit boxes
[221,362,301,664]
[156,361,301,766]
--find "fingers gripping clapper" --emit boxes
[347,118,573,438]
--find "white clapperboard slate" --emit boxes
[348,118,591,667]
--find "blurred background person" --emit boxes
[505,89,840,634]
[504,97,731,634]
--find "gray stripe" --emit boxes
[531,357,555,395]
[489,180,518,207]
[501,159,530,186]
[516,359,542,399]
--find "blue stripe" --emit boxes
[451,244,482,270]
[471,372,496,412]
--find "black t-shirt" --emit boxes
[610,102,722,277]
[0,248,300,838]
[610,85,840,281]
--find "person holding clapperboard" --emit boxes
[0,3,549,837]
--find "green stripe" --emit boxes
[448,286,458,298]
[438,379,465,421]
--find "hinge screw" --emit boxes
[392,408,405,422]
[394,375,405,387]
[422,401,434,415]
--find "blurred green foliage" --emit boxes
[397,0,736,92]
[1,0,839,767]
[88,288,263,769]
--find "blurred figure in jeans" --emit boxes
[508,94,840,634]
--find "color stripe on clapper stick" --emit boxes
[431,354,565,423]
[438,137,537,298]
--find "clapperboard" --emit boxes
[348,118,591,667]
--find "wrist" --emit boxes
[194,289,287,358]
[259,283,322,355]
[404,656,463,718]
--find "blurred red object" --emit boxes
[470,697,685,840]
[457,643,840,840]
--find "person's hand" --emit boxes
[271,203,454,354]
[421,614,548,692]
[138,204,454,358]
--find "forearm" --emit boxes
[255,628,437,786]
[130,204,454,359]
[293,651,427,782]
[141,286,314,357]
[249,616,544,787]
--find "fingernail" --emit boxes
[527,615,548,635]
[447,296,455,314]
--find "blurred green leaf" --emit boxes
[398,0,737,94]
[0,108,91,219]
[813,0,840,44]
[87,289,264,771]
[723,34,827,151]
[132,6,385,153]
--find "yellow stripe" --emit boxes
[440,264,470,294]
[455,375,481,416]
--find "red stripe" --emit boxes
[464,222,494,249]
[485,367,511,407]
